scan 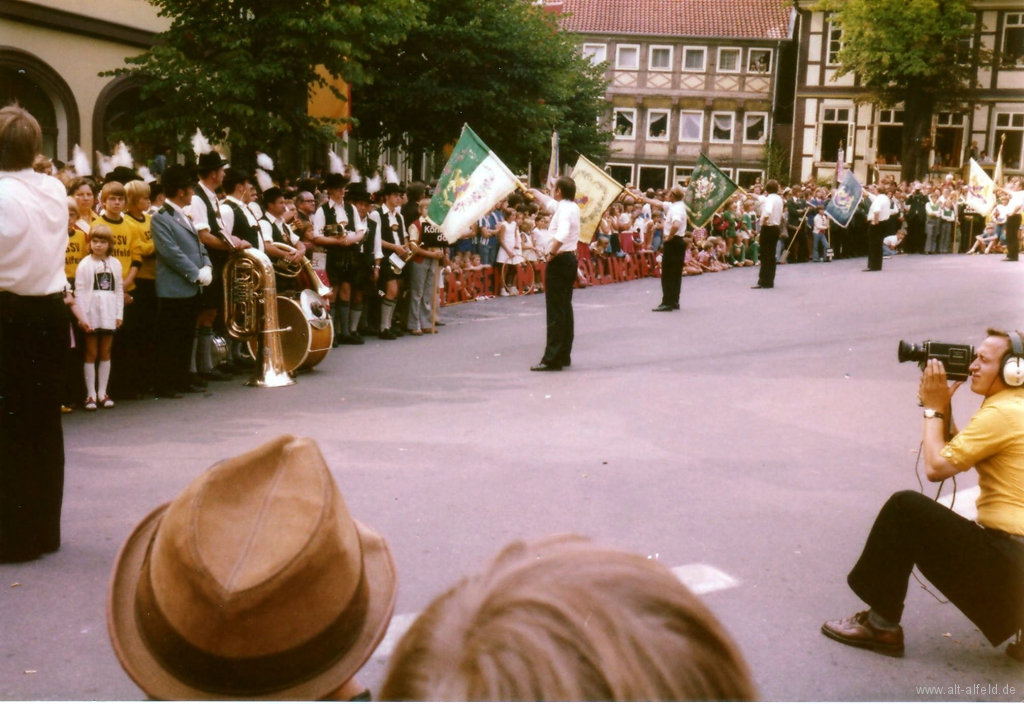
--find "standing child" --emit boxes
[812,205,830,262]
[74,226,124,410]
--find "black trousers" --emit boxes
[0,292,68,562]
[155,295,201,393]
[541,252,575,367]
[848,490,1024,645]
[758,225,780,287]
[660,237,685,307]
[906,217,925,253]
[866,223,885,270]
[1006,214,1022,262]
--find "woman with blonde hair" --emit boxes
[381,536,756,701]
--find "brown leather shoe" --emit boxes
[821,611,904,657]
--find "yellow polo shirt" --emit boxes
[941,388,1024,535]
[92,215,142,291]
[126,212,157,281]
[65,225,88,282]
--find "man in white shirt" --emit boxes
[997,179,1023,262]
[633,185,687,311]
[259,188,306,278]
[0,105,70,563]
[529,177,580,371]
[865,184,891,272]
[753,179,784,289]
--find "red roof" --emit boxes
[558,0,793,40]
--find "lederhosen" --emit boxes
[321,202,356,285]
[195,185,227,309]
[374,208,407,285]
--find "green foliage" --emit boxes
[107,0,424,163]
[764,134,790,186]
[352,0,610,175]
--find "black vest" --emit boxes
[194,185,222,237]
[264,217,288,245]
[226,200,261,248]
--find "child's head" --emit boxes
[67,196,79,231]
[470,253,482,266]
[124,180,151,215]
[418,198,430,218]
[88,225,114,257]
[100,181,127,217]
[816,204,825,213]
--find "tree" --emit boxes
[815,0,986,181]
[352,0,610,177]
[108,0,424,170]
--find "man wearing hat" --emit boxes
[312,174,352,342]
[190,150,243,381]
[107,435,397,699]
[319,182,373,345]
[370,183,409,340]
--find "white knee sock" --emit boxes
[189,335,198,373]
[381,299,396,330]
[84,363,96,400]
[97,360,111,398]
[350,305,362,333]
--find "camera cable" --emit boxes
[911,440,954,604]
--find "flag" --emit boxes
[683,154,739,228]
[546,131,559,193]
[427,125,520,243]
[965,158,996,218]
[570,155,624,244]
[836,141,846,182]
[825,170,863,228]
[994,135,1005,188]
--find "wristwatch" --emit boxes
[923,409,945,419]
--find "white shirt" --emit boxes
[665,200,688,237]
[259,214,300,246]
[371,207,402,260]
[189,181,223,233]
[220,196,263,251]
[534,192,580,252]
[165,199,196,233]
[0,170,69,295]
[868,193,891,223]
[813,213,829,233]
[310,199,348,237]
[761,193,784,226]
[1007,189,1024,217]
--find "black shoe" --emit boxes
[233,356,255,370]
[1003,258,1019,262]
[561,359,571,368]
[652,305,673,312]
[435,321,446,326]
[188,374,209,388]
[154,389,183,399]
[349,331,365,344]
[199,369,232,382]
[179,384,206,394]
[751,284,773,289]
[862,268,881,272]
[393,327,405,337]
[379,328,397,340]
[530,363,563,372]
[670,304,680,310]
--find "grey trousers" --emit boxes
[408,259,436,331]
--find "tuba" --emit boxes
[223,248,295,388]
[272,243,332,299]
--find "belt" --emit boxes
[0,291,63,302]
[552,250,576,258]
[987,526,1024,546]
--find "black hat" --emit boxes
[345,183,372,203]
[380,183,404,197]
[106,166,141,185]
[197,151,229,174]
[161,165,195,197]
[323,173,348,191]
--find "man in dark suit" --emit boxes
[151,165,212,398]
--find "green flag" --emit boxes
[683,154,740,228]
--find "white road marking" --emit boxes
[671,563,740,595]
[372,563,739,660]
[938,484,980,521]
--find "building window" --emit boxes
[683,47,707,72]
[582,44,607,66]
[616,45,640,70]
[678,110,704,142]
[826,17,843,66]
[736,169,764,189]
[606,163,635,186]
[743,113,768,144]
[934,112,966,168]
[711,112,735,143]
[995,112,1024,170]
[748,48,772,74]
[876,109,904,165]
[647,109,670,141]
[613,108,637,139]
[820,106,851,162]
[673,166,694,185]
[638,165,668,191]
[649,45,673,71]
[717,47,741,73]
[1005,13,1024,66]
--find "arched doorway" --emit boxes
[0,48,80,160]
[93,76,150,159]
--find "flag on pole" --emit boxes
[427,125,521,243]
[825,170,863,228]
[570,155,624,244]
[546,131,559,193]
[682,154,740,228]
[836,141,846,182]
[994,134,1005,188]
[965,158,997,218]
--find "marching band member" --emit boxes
[370,183,409,340]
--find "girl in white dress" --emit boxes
[496,208,523,295]
[74,226,123,410]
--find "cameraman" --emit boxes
[822,329,1024,657]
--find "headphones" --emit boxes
[1002,331,1024,387]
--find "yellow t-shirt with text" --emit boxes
[65,225,88,282]
[126,212,157,281]
[92,215,142,291]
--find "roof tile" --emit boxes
[558,0,793,40]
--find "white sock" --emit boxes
[350,305,362,333]
[84,363,96,400]
[189,335,198,373]
[97,360,111,398]
[381,300,396,330]
[197,328,214,373]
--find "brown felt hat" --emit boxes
[107,435,397,700]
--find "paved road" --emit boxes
[2,254,1023,700]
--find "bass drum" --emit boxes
[248,290,333,373]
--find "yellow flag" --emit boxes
[571,155,624,244]
[966,158,996,218]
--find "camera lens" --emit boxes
[897,340,924,364]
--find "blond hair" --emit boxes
[124,180,151,210]
[100,181,127,202]
[380,536,756,701]
[88,223,114,247]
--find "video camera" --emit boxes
[897,340,974,381]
